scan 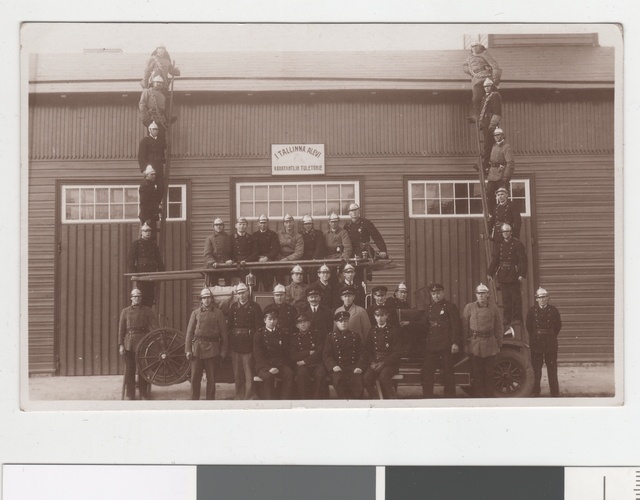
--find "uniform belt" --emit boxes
[194,336,220,342]
[430,321,448,327]
[374,351,388,361]
[499,263,514,268]
[127,328,147,334]
[472,330,492,338]
[535,329,552,335]
[232,328,252,335]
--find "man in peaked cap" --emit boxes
[488,222,528,328]
[204,217,234,285]
[253,214,279,290]
[227,282,263,400]
[138,120,166,200]
[324,212,352,261]
[185,287,228,400]
[289,312,327,399]
[526,287,563,397]
[334,285,372,343]
[323,310,366,399]
[367,285,398,327]
[118,288,159,400]
[299,287,334,338]
[253,309,294,400]
[461,283,503,397]
[489,187,522,242]
[138,165,161,239]
[127,222,165,307]
[463,41,501,122]
[486,127,516,214]
[364,304,403,399]
[478,77,503,172]
[285,264,308,313]
[416,283,462,398]
[263,284,298,335]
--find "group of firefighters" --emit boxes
[119,43,563,402]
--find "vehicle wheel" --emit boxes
[493,349,534,397]
[136,328,191,386]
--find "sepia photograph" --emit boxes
[22,22,621,410]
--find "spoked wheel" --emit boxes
[136,328,191,386]
[493,349,534,397]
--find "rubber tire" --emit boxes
[493,349,534,398]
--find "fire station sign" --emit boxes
[271,144,325,176]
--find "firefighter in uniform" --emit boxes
[463,41,501,122]
[418,283,462,398]
[141,44,180,89]
[461,283,503,398]
[138,165,161,238]
[276,214,304,284]
[526,287,563,397]
[488,223,528,327]
[285,265,308,313]
[253,310,294,400]
[231,216,258,282]
[364,304,403,399]
[323,311,366,399]
[486,127,516,214]
[344,203,388,260]
[185,287,228,400]
[478,78,502,172]
[489,187,522,241]
[263,284,299,336]
[227,283,263,400]
[324,213,352,261]
[137,121,166,200]
[308,263,338,309]
[301,215,327,282]
[289,313,326,399]
[118,288,160,400]
[338,263,366,308]
[367,285,399,327]
[127,222,165,307]
[253,214,279,290]
[385,282,411,311]
[204,217,233,285]
[138,75,175,144]
[334,285,372,343]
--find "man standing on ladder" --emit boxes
[477,78,502,173]
[486,127,515,215]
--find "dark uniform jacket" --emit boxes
[343,216,387,256]
[289,328,325,366]
[128,237,165,273]
[324,228,352,260]
[185,304,228,359]
[204,232,233,267]
[489,200,522,239]
[299,303,334,337]
[365,323,403,367]
[526,304,562,353]
[479,90,502,131]
[263,301,299,334]
[228,300,263,353]
[138,178,160,223]
[323,328,366,370]
[118,304,159,351]
[488,237,528,284]
[385,296,411,312]
[418,299,463,353]
[254,229,280,261]
[253,326,289,372]
[137,135,166,172]
[337,279,366,309]
[231,232,258,262]
[301,228,327,260]
[277,230,304,261]
[308,280,338,310]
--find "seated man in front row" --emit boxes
[323,311,366,399]
[289,313,327,399]
[253,310,294,400]
[364,304,403,399]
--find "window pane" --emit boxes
[80,188,94,203]
[470,183,483,199]
[441,199,454,214]
[80,205,94,220]
[426,184,439,199]
[168,204,181,219]
[66,188,80,204]
[296,185,310,200]
[66,205,79,220]
[412,199,426,215]
[168,186,182,203]
[255,202,268,216]
[239,202,253,217]
[441,183,453,199]
[95,204,109,219]
[327,203,340,216]
[513,199,525,214]
[110,204,124,219]
[96,188,109,203]
[298,201,311,216]
[239,185,253,202]
[455,199,469,214]
[124,188,138,203]
[272,185,286,201]
[427,200,440,215]
[326,185,340,200]
[269,201,283,218]
[511,182,525,198]
[341,184,355,200]
[454,183,469,198]
[284,201,297,216]
[110,189,123,203]
[470,199,483,214]
[411,183,425,199]
[124,203,138,219]
[312,185,326,201]
[312,201,326,216]
[255,185,268,201]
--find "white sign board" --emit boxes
[271,144,325,175]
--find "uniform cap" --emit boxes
[236,283,248,293]
[371,285,388,296]
[141,222,152,231]
[258,214,269,223]
[213,217,224,226]
[483,78,494,86]
[152,75,164,83]
[291,265,304,274]
[273,284,286,294]
[236,216,247,224]
[373,304,389,314]
[342,263,355,272]
[329,213,340,222]
[143,165,156,176]
[200,287,213,298]
[348,203,360,211]
[130,288,142,297]
[263,310,278,319]
[306,288,321,297]
[296,313,311,323]
[500,223,512,232]
[318,264,330,273]
[496,187,508,195]
[428,283,445,292]
[302,215,313,224]
[148,121,159,130]
[335,311,350,321]
[535,287,549,298]
[340,285,357,296]
[493,127,504,136]
[283,214,294,222]
[476,283,490,293]
[396,282,408,292]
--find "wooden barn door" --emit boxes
[56,221,189,376]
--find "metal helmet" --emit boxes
[493,127,504,136]
[500,223,512,233]
[212,217,224,227]
[200,287,213,298]
[291,265,303,274]
[143,165,156,176]
[302,215,313,224]
[535,287,549,298]
[476,283,489,293]
[236,283,248,293]
[348,203,360,211]
[342,263,355,273]
[483,78,494,87]
[318,264,330,273]
[148,121,159,130]
[283,214,294,222]
[329,213,340,222]
[141,222,152,231]
[236,216,247,224]
[130,288,142,297]
[396,282,408,292]
[273,284,286,294]
[152,75,164,83]
[496,187,509,195]
[258,214,269,223]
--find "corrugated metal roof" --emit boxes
[29,46,614,93]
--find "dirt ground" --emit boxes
[28,363,615,401]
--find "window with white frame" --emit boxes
[236,181,360,220]
[62,184,187,223]
[408,179,530,218]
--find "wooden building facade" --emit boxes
[28,42,615,375]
